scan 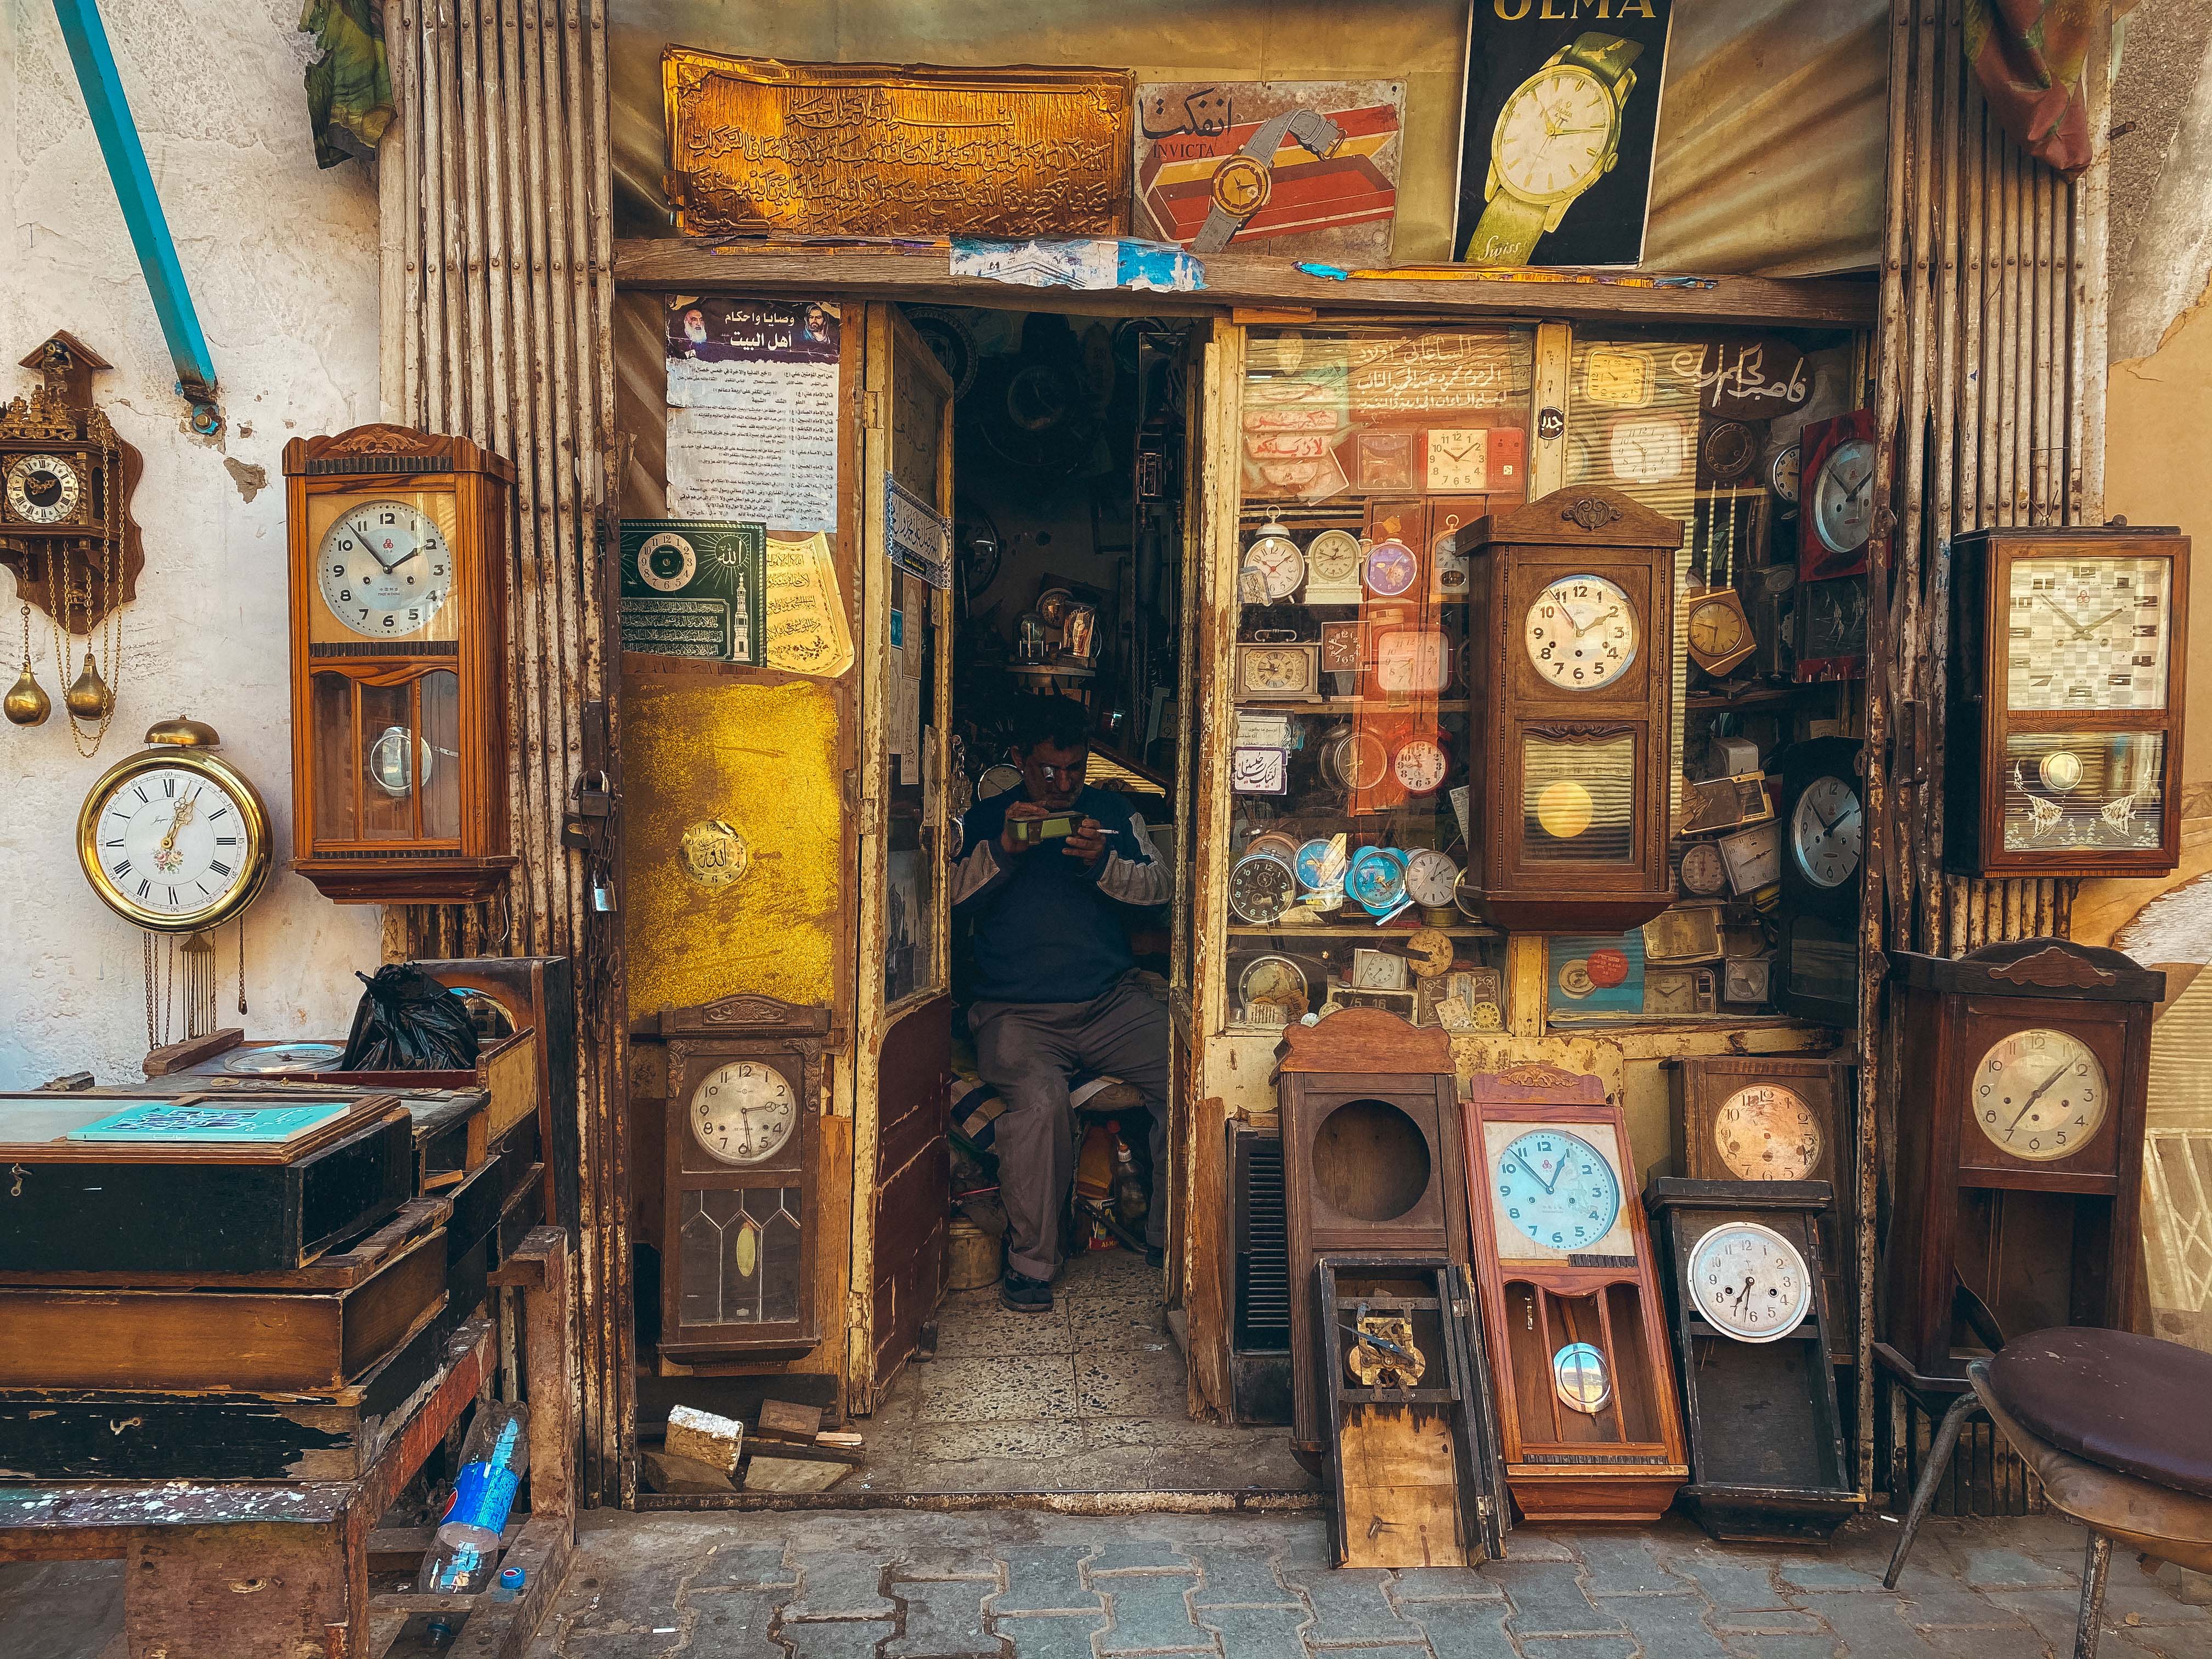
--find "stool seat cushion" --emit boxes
[1987,1328,2212,1498]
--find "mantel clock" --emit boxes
[1882,938,2158,1395]
[651,992,832,1359]
[283,425,515,904]
[1945,527,2188,879]
[1465,486,1681,933]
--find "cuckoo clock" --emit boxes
[283,426,514,903]
[1465,487,1681,933]
[651,992,832,1359]
[1462,1062,1686,1523]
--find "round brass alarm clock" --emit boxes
[77,718,273,932]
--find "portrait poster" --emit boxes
[1133,80,1403,259]
[665,298,840,533]
[1454,1,1674,268]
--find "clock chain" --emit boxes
[44,412,123,758]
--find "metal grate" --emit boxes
[1233,1127,1290,1351]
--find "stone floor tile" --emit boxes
[1391,1566,1506,1603]
[1576,1532,1692,1596]
[790,1553,899,1619]
[1933,1542,2073,1592]
[918,1355,1082,1425]
[1798,1589,1949,1656]
[994,1545,1104,1615]
[1489,1561,1625,1638]
[1081,1417,1265,1451]
[1925,1627,2061,1659]
[887,1578,1008,1657]
[991,1612,1113,1659]
[1068,1295,1173,1347]
[1773,1554,1889,1594]
[562,1561,693,1633]
[691,1541,798,1592]
[1188,1545,1298,1607]
[687,1590,782,1652]
[1718,1635,1841,1659]
[915,1419,1094,1464]
[2112,1623,2212,1659]
[1196,1604,1312,1659]
[1514,1639,1637,1659]
[1498,1531,1579,1561]
[1407,1595,1514,1658]
[1983,1584,2202,1650]
[1887,1562,2038,1629]
[0,1562,122,1659]
[932,1292,1080,1358]
[1084,1541,1198,1575]
[1060,1250,1163,1298]
[780,1618,900,1659]
[1076,1350,1190,1417]
[1308,1647,1431,1659]
[1672,1558,1795,1614]
[1096,1573,1209,1652]
[1281,1565,1423,1644]
[1605,1593,1733,1658]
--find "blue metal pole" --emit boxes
[50,0,223,436]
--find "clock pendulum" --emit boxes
[4,603,49,726]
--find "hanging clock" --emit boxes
[1796,411,1876,584]
[283,426,515,904]
[77,718,273,932]
[1684,589,1756,677]
[1700,421,1757,483]
[1776,736,1863,921]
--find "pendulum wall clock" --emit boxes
[649,992,832,1359]
[283,425,515,904]
[1882,938,2158,1396]
[1462,1063,1687,1523]
[1945,527,2188,879]
[1465,487,1681,934]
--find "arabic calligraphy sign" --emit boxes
[663,49,1134,240]
[1667,337,1813,421]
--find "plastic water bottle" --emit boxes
[436,1402,531,1551]
[416,1537,495,1595]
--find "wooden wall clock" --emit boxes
[1668,1054,1853,1361]
[1464,487,1680,933]
[1944,527,2188,879]
[1273,1008,1471,1452]
[649,992,832,1359]
[1882,938,2158,1394]
[1647,1178,1856,1543]
[1461,1063,1687,1523]
[282,426,515,904]
[1796,410,1875,584]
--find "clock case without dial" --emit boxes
[1944,527,2189,879]
[1646,1179,1857,1543]
[648,993,831,1360]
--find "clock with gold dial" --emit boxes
[77,719,273,933]
[1684,589,1755,676]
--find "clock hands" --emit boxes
[2007,1062,2074,1132]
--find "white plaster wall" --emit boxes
[0,2,386,1086]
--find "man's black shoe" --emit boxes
[1146,1244,1165,1270]
[1000,1269,1053,1314]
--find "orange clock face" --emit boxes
[1713,1084,1822,1181]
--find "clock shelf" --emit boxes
[1234,697,1473,714]
[1228,922,1498,939]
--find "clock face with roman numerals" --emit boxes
[77,751,272,932]
[2006,556,2171,711]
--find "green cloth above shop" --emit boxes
[301,0,394,170]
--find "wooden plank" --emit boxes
[612,241,1877,328]
[0,1195,452,1291]
[1337,1405,1466,1570]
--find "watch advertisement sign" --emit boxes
[1453,0,1674,268]
[1133,80,1404,259]
[619,518,766,665]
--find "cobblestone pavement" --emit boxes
[523,1506,2209,1658]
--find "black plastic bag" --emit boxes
[341,962,481,1072]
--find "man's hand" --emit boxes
[1000,802,1051,856]
[1062,818,1109,868]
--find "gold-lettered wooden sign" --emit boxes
[663,49,1134,239]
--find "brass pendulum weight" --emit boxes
[65,648,114,722]
[4,605,48,727]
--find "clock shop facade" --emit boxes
[5,0,2172,1542]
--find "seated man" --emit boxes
[952,696,1171,1313]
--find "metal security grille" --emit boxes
[1233,1127,1290,1351]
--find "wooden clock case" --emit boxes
[1944,527,2189,880]
[1646,1178,1856,1543]
[1273,1008,1471,1452]
[1668,1053,1854,1362]
[1461,1063,1687,1524]
[1464,487,1681,934]
[1883,939,2158,1394]
[648,992,832,1361]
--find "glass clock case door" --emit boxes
[854,303,957,1402]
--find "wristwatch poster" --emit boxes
[1452,8,1675,267]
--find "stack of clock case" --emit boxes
[1646,1178,1857,1543]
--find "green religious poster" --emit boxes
[618,519,767,664]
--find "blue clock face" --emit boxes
[1345,847,1407,911]
[1494,1129,1621,1252]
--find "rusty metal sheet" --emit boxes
[663,49,1135,239]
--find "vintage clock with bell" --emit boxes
[1883,939,2157,1396]
[283,426,515,902]
[1462,1063,1687,1523]
[649,992,831,1358]
[1646,1178,1856,1543]
[1465,486,1681,932]
[1945,527,2188,879]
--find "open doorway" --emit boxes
[855,305,1312,1497]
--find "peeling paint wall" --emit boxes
[0,3,385,1085]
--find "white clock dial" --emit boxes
[87,766,257,927]
[1494,1128,1621,1253]
[5,453,83,524]
[1393,738,1448,795]
[318,500,455,638]
[1305,529,1362,587]
[1242,527,1305,600]
[1525,574,1637,690]
[1972,1028,2107,1161]
[1789,775,1862,889]
[1404,849,1459,910]
[690,1060,799,1165]
[1375,629,1450,695]
[1770,443,1801,505]
[1494,66,1614,201]
[1811,438,1876,555]
[2005,556,2172,711]
[1688,1222,1813,1342]
[1609,416,1686,484]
